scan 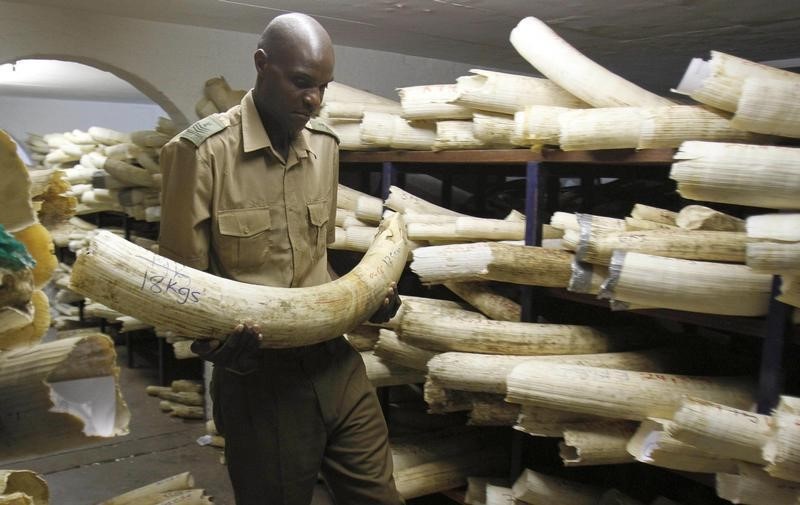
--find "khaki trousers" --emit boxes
[211,337,403,505]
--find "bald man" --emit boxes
[159,13,403,505]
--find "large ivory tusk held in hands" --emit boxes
[70,214,409,347]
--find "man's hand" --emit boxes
[191,323,264,375]
[368,282,402,323]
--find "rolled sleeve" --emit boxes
[158,138,213,270]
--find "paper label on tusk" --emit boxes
[673,58,711,95]
[49,376,117,437]
[639,430,662,463]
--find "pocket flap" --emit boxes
[217,207,271,237]
[307,201,330,226]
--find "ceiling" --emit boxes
[3,0,799,101]
[0,60,152,103]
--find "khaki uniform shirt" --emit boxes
[159,90,339,288]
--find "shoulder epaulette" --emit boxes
[306,118,340,144]
[179,115,227,147]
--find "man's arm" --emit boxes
[158,138,213,271]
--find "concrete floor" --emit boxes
[0,343,462,505]
[0,345,332,504]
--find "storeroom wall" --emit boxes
[0,95,165,146]
[0,1,478,128]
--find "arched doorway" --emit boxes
[0,58,185,162]
[0,54,186,126]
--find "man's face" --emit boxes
[255,45,334,138]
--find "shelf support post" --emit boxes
[521,161,544,323]
[757,275,793,413]
[381,161,395,200]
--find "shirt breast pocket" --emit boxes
[217,207,272,273]
[306,200,330,260]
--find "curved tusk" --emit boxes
[510,17,673,108]
[70,214,409,347]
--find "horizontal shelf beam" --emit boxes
[545,288,800,340]
[340,148,676,165]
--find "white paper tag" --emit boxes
[49,376,116,437]
[673,57,711,95]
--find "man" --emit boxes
[159,13,403,505]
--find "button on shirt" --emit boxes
[159,90,339,288]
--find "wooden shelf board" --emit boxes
[340,148,675,165]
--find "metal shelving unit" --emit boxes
[340,147,797,449]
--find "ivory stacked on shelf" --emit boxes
[147,380,205,420]
[634,397,800,503]
[674,51,800,139]
[546,202,777,316]
[506,17,780,151]
[746,214,800,308]
[405,197,774,317]
[370,187,799,500]
[27,119,175,223]
[96,472,213,505]
[390,428,508,499]
[466,392,800,502]
[669,140,800,310]
[333,17,775,152]
[322,82,403,150]
[194,76,246,118]
[194,24,798,156]
[1,130,60,352]
[1,130,130,461]
[507,469,649,505]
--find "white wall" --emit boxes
[0,95,165,150]
[0,1,477,128]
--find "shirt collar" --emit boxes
[241,90,317,161]
[241,90,269,154]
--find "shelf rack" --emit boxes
[339,147,797,414]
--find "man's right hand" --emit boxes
[191,323,264,375]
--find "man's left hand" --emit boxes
[369,282,401,323]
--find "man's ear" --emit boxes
[254,48,268,73]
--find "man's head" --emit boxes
[253,13,334,141]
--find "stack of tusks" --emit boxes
[330,187,786,495]
[194,76,246,118]
[668,140,800,310]
[510,18,798,148]
[28,118,174,222]
[96,472,212,505]
[1,134,130,460]
[146,380,205,419]
[327,17,799,153]
[746,214,800,309]
[390,428,507,499]
[409,197,772,317]
[1,131,59,351]
[320,82,403,151]
[506,468,668,505]
[674,50,800,139]
[538,140,800,315]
